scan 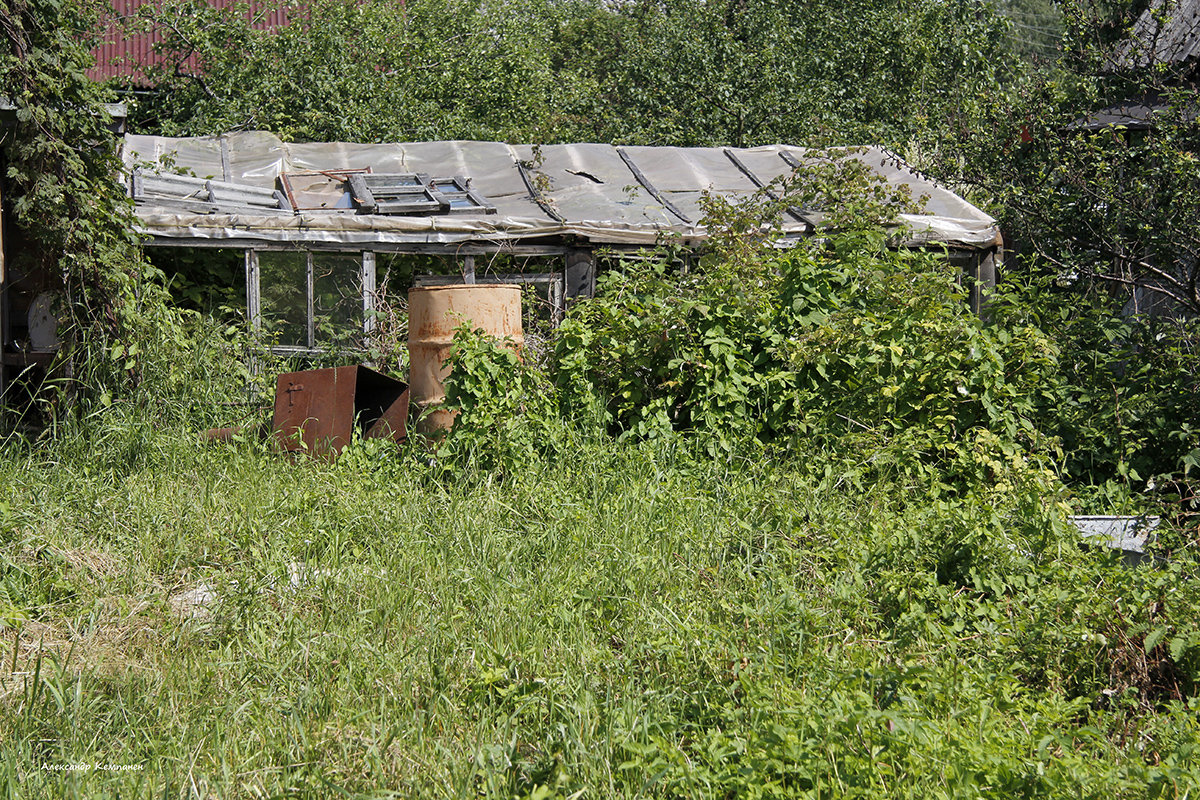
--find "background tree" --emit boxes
[928,0,1200,496]
[933,0,1200,314]
[127,0,1015,149]
[995,0,1065,64]
[131,0,607,143]
[592,0,1014,147]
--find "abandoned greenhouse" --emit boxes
[1,131,1003,374]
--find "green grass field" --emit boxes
[1,417,1198,799]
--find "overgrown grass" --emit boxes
[1,414,1198,798]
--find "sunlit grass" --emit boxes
[0,417,1197,798]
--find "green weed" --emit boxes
[0,414,1197,798]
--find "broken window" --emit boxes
[248,250,376,354]
[278,169,369,211]
[347,174,496,216]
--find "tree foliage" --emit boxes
[995,0,1065,64]
[935,0,1200,316]
[1,0,230,417]
[131,0,608,143]
[919,0,1200,502]
[6,0,1197,513]
[126,0,1015,149]
[591,0,1014,147]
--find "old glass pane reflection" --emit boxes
[256,251,366,352]
[313,253,362,347]
[258,251,308,347]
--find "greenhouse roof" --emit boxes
[123,132,999,251]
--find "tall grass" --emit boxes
[1,407,1198,798]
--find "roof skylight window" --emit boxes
[348,173,496,216]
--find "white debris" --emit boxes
[169,583,218,619]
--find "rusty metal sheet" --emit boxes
[273,366,357,455]
[272,365,407,456]
[278,169,370,211]
[365,388,409,441]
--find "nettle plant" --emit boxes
[437,150,1061,483]
[552,151,1058,472]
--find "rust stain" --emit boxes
[407,284,523,435]
[272,365,408,458]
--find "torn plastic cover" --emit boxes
[123,133,1000,249]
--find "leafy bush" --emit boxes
[552,229,1057,475]
[994,285,1200,502]
[1,0,209,424]
[436,324,566,476]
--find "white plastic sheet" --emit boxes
[123,133,999,249]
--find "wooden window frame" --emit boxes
[348,173,497,216]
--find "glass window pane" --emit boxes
[259,251,308,347]
[313,253,363,347]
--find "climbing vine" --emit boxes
[1,0,173,401]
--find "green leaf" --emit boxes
[1145,626,1168,653]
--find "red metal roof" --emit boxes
[87,0,289,84]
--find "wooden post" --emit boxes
[245,249,261,376]
[463,254,476,285]
[552,274,564,325]
[974,242,1000,319]
[564,248,595,299]
[305,252,315,349]
[245,250,261,331]
[362,250,377,335]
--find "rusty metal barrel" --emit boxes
[407,284,524,434]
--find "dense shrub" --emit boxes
[990,285,1200,504]
[546,231,1057,477]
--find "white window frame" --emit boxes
[245,249,376,355]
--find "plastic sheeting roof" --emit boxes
[123,132,999,250]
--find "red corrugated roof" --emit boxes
[87,0,289,84]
